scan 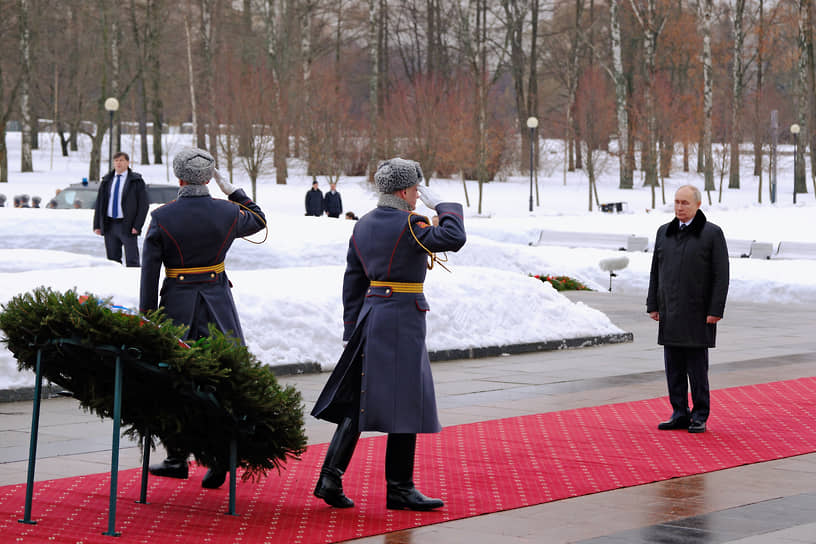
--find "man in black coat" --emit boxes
[93,152,149,266]
[305,180,323,216]
[323,182,343,218]
[140,147,266,488]
[647,185,729,434]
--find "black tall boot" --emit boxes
[314,417,360,508]
[149,445,189,479]
[385,433,443,511]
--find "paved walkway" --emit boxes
[2,291,815,543]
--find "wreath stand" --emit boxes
[17,338,241,538]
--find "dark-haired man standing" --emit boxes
[93,152,149,266]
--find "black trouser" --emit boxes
[663,346,710,423]
[103,218,140,267]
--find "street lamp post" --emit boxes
[526,116,538,212]
[791,123,800,204]
[104,97,120,174]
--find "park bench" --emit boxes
[600,202,629,213]
[726,238,754,258]
[748,242,774,260]
[773,241,816,260]
[532,230,649,252]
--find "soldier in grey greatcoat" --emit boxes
[140,147,266,488]
[312,158,466,511]
[647,185,729,434]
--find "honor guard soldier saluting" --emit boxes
[311,158,466,510]
[139,147,266,489]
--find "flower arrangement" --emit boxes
[531,274,591,291]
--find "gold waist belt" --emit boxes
[369,280,423,293]
[165,262,225,279]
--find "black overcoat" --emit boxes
[324,191,343,217]
[305,188,324,216]
[312,202,466,434]
[646,209,729,348]
[92,169,149,235]
[139,189,265,342]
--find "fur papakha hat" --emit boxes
[173,147,215,184]
[374,158,423,193]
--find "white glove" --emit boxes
[418,185,443,210]
[213,168,237,196]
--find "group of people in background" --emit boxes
[305,180,350,219]
[0,194,44,208]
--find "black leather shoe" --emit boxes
[314,468,354,508]
[148,458,189,479]
[201,467,227,489]
[657,416,690,430]
[688,420,706,433]
[386,484,444,511]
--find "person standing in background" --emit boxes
[93,152,149,267]
[305,180,323,216]
[324,182,343,218]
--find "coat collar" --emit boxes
[667,209,707,237]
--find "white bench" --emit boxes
[773,241,816,260]
[748,242,774,260]
[726,239,754,258]
[532,230,649,252]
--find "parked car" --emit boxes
[49,182,178,209]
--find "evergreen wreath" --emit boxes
[0,287,307,480]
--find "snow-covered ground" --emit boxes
[1,132,814,389]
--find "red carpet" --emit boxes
[2,377,816,543]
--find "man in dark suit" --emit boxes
[647,185,729,434]
[312,158,466,510]
[93,152,149,266]
[305,180,323,216]
[323,182,343,218]
[140,147,266,489]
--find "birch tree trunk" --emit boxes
[629,0,663,200]
[111,17,121,156]
[700,0,714,191]
[148,0,164,164]
[477,0,488,214]
[794,0,808,195]
[185,14,198,145]
[728,0,745,189]
[806,0,816,194]
[367,0,380,181]
[610,0,632,188]
[130,0,150,164]
[752,0,763,178]
[566,0,584,172]
[19,0,33,172]
[200,0,219,162]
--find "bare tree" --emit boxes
[129,0,150,164]
[629,0,665,209]
[147,0,165,165]
[728,0,746,189]
[500,0,540,174]
[18,0,33,172]
[794,0,808,196]
[698,0,714,192]
[609,0,632,188]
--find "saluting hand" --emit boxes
[213,168,238,196]
[418,185,443,210]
